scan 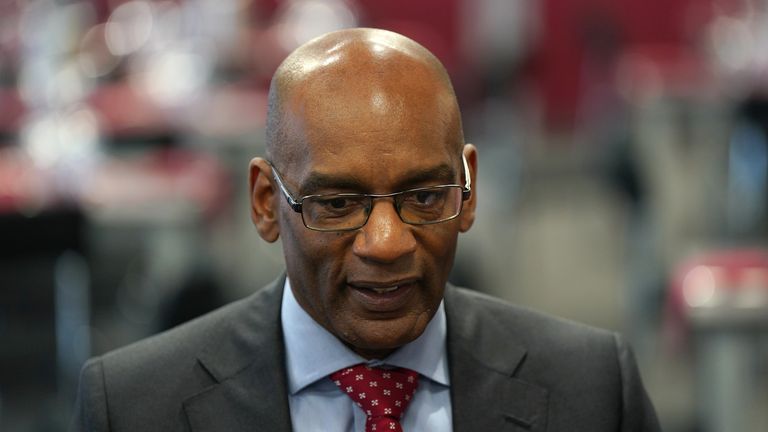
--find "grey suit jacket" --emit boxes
[72,276,661,431]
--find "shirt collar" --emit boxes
[281,278,450,395]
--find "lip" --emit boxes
[347,279,418,312]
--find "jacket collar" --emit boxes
[183,276,293,432]
[182,279,549,432]
[444,285,549,432]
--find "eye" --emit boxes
[309,195,366,216]
[414,190,441,205]
[328,197,347,209]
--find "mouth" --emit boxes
[347,279,418,312]
[359,285,400,293]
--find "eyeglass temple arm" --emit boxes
[461,153,472,201]
[269,163,304,213]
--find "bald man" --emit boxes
[72,28,660,432]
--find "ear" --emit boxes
[459,144,478,233]
[249,157,280,242]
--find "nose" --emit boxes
[352,199,417,264]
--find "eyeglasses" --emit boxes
[269,155,472,232]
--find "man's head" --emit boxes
[249,28,478,359]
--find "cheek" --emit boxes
[280,215,320,288]
[282,219,351,286]
[417,224,459,267]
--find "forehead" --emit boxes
[280,50,461,190]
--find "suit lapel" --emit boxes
[179,280,550,431]
[183,276,293,432]
[445,286,549,432]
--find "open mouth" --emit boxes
[347,280,417,311]
[367,286,399,294]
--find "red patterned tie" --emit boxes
[331,364,419,432]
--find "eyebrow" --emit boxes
[298,163,458,196]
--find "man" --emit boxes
[73,28,660,431]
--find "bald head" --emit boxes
[250,29,478,359]
[265,28,464,167]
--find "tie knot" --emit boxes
[331,364,419,431]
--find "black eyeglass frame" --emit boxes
[268,154,472,232]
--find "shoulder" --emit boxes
[100,294,248,375]
[445,285,617,348]
[445,285,622,387]
[445,285,660,430]
[74,279,284,430]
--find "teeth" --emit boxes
[371,286,399,293]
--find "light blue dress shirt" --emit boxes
[280,279,452,432]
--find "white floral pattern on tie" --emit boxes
[330,364,419,432]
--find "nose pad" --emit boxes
[352,198,416,263]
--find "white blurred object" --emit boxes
[682,265,718,308]
[194,0,245,52]
[461,0,535,70]
[275,0,357,51]
[106,1,154,56]
[671,249,768,432]
[707,3,768,87]
[18,0,94,109]
[78,24,121,78]
[710,15,755,73]
[21,107,99,166]
[132,43,211,107]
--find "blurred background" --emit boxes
[0,0,767,430]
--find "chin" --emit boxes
[344,317,426,356]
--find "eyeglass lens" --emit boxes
[302,186,463,231]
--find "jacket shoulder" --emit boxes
[102,291,251,376]
[75,280,284,431]
[446,286,660,431]
[446,285,616,350]
[446,286,621,396]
